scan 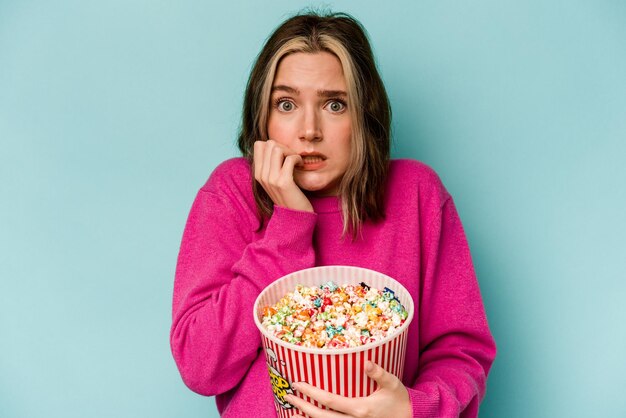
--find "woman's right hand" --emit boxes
[253,140,314,213]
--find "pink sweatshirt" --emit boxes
[170,157,496,417]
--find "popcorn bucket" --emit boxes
[253,266,414,418]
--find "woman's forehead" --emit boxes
[272,51,346,91]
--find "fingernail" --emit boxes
[365,361,374,372]
[291,382,299,391]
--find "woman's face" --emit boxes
[267,51,352,197]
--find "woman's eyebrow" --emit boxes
[272,84,347,97]
[319,89,347,98]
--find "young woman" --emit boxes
[170,10,496,418]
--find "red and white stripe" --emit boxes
[254,266,414,418]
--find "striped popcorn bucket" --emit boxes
[253,266,414,418]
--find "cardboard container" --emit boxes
[253,266,414,418]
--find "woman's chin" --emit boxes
[298,183,338,197]
[295,171,341,195]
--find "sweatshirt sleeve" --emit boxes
[169,185,317,396]
[407,197,497,418]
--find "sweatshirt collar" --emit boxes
[307,195,341,213]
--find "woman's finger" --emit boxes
[253,140,265,181]
[281,154,303,179]
[365,361,399,391]
[261,140,275,184]
[268,142,286,186]
[284,393,347,418]
[291,382,364,416]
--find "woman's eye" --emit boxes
[276,100,294,112]
[327,100,346,113]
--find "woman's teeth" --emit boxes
[302,156,323,163]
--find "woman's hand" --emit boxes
[284,361,412,418]
[253,140,313,213]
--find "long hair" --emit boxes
[237,9,392,240]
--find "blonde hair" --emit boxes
[238,10,391,240]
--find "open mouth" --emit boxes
[297,152,327,169]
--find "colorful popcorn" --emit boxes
[261,281,409,349]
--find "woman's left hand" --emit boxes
[284,361,412,418]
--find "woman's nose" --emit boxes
[298,108,322,142]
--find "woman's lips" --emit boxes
[297,153,327,170]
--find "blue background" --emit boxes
[1,1,625,417]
